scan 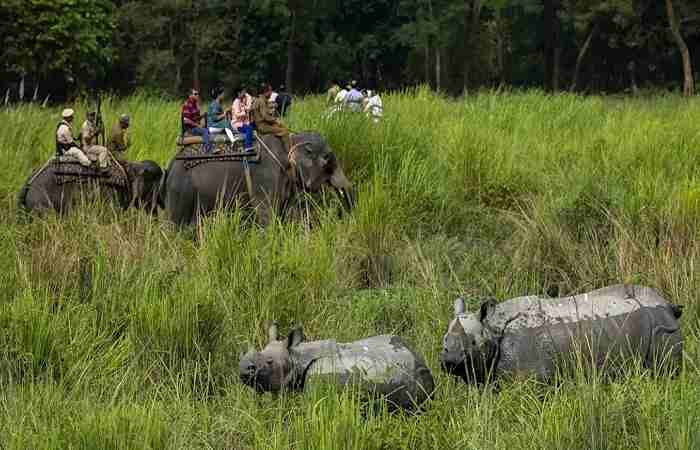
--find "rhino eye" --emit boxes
[266,358,273,365]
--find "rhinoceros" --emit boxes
[240,324,435,411]
[441,284,683,383]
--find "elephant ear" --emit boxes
[479,298,497,323]
[454,297,466,316]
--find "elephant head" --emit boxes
[289,133,355,210]
[441,297,499,384]
[239,322,306,393]
[125,160,163,213]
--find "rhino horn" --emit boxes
[454,297,466,316]
[268,322,279,342]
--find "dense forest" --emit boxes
[1,0,698,100]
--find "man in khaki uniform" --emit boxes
[251,83,291,152]
[80,111,109,170]
[56,109,91,166]
[108,114,130,158]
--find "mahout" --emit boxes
[441,284,683,384]
[240,323,435,412]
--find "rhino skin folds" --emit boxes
[441,284,683,383]
[240,325,435,412]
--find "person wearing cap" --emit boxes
[181,88,212,152]
[207,86,232,132]
[251,83,291,152]
[108,114,131,158]
[80,111,109,170]
[56,108,91,167]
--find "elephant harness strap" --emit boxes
[255,134,311,187]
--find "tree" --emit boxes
[665,0,695,95]
[2,0,115,96]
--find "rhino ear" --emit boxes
[454,297,466,316]
[479,298,497,322]
[287,326,305,349]
[268,322,279,342]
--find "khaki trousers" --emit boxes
[258,123,291,152]
[65,147,91,167]
[84,145,110,169]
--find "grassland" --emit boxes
[1,89,700,449]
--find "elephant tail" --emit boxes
[157,167,169,210]
[17,179,31,212]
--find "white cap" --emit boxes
[62,108,74,119]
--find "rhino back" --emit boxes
[305,335,434,410]
[492,285,682,380]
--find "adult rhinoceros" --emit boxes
[441,284,683,384]
[239,323,435,411]
[161,132,353,226]
[18,158,164,215]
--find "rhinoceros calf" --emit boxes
[441,284,683,383]
[240,324,435,411]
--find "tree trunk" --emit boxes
[552,2,561,91]
[543,0,554,90]
[190,1,201,91]
[570,25,596,92]
[285,9,297,92]
[424,39,430,86]
[495,7,505,86]
[463,0,482,91]
[665,0,695,96]
[436,47,441,91]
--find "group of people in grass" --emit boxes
[326,80,383,122]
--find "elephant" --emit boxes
[441,284,683,384]
[161,132,354,226]
[239,323,435,411]
[18,158,164,215]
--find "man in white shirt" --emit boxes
[364,90,383,123]
[56,109,91,166]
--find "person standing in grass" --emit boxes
[108,114,131,159]
[232,87,255,152]
[345,81,364,112]
[326,80,340,105]
[364,89,383,123]
[181,88,212,153]
[207,86,232,132]
[56,108,91,167]
[251,83,291,152]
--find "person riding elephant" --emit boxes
[56,109,91,167]
[80,111,110,170]
[108,114,131,159]
[251,83,291,153]
[207,86,232,132]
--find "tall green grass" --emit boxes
[1,88,700,448]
